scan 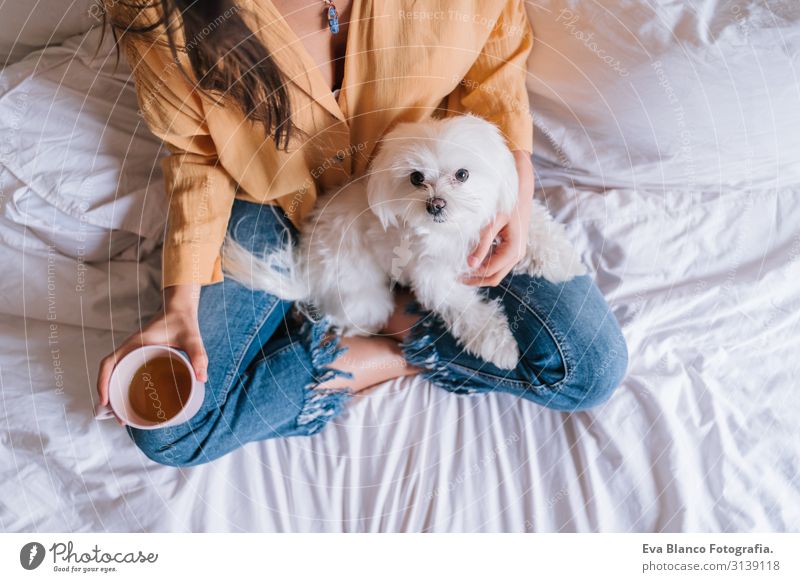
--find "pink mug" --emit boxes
[94,345,205,430]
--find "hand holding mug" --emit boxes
[95,284,207,427]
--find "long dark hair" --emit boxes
[106,0,293,149]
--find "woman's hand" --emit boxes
[95,284,208,426]
[461,150,534,287]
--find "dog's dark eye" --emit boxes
[454,168,469,182]
[410,171,425,186]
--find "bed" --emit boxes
[1,1,798,532]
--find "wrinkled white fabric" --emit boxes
[525,0,800,191]
[1,180,798,532]
[0,1,95,66]
[0,27,167,259]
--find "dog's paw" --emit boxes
[538,253,587,283]
[323,289,394,337]
[338,324,376,337]
[515,241,587,283]
[336,318,387,337]
[462,312,520,370]
[484,341,520,370]
[517,202,588,283]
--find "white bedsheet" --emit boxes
[2,182,798,532]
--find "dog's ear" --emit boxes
[371,200,400,230]
[366,169,400,230]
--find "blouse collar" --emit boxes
[242,0,366,124]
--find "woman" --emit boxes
[97,0,628,467]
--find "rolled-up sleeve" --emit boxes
[452,0,534,153]
[122,37,236,289]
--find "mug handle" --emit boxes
[94,402,116,421]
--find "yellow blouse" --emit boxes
[117,0,533,288]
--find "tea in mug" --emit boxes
[128,355,192,423]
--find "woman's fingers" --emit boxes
[96,355,116,407]
[468,217,503,268]
[96,335,148,427]
[95,338,143,406]
[185,332,209,382]
[95,315,163,410]
[461,235,517,286]
[462,221,520,286]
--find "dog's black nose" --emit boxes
[426,197,447,216]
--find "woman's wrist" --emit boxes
[163,283,201,316]
[512,150,534,199]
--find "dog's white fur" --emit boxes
[222,115,586,369]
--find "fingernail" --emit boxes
[468,256,478,268]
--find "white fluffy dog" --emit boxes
[222,115,585,369]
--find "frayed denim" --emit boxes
[399,274,628,412]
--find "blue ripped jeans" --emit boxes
[128,199,628,467]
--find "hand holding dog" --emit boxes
[223,117,582,369]
[462,151,535,287]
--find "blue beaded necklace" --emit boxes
[324,1,340,34]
